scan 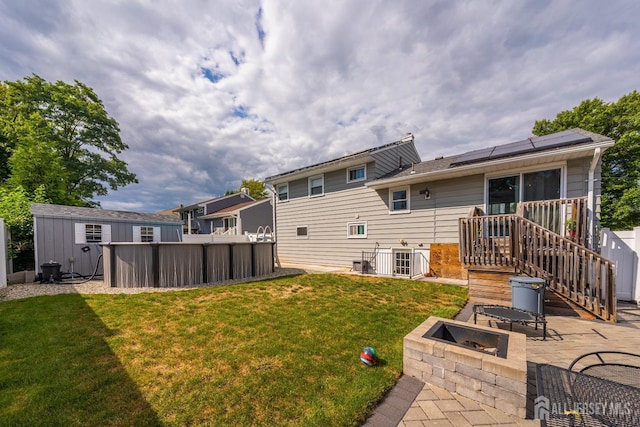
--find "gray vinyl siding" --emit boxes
[205,193,252,214]
[239,201,273,233]
[275,175,484,267]
[286,164,375,200]
[566,158,593,198]
[33,217,181,277]
[370,143,422,178]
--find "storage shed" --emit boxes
[31,203,183,280]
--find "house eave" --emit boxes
[265,155,375,185]
[365,140,614,190]
[264,136,419,185]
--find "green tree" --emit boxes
[532,91,640,230]
[0,185,48,270]
[225,178,268,200]
[0,74,137,206]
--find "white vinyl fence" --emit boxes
[1,219,7,288]
[601,227,640,302]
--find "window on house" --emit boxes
[487,175,520,215]
[133,226,160,242]
[86,224,102,243]
[390,186,410,213]
[75,223,111,244]
[487,168,562,215]
[296,226,309,239]
[394,251,411,276]
[277,183,289,201]
[309,175,324,197]
[140,226,154,242]
[347,222,367,238]
[347,165,366,183]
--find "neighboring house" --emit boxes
[266,129,618,321]
[31,203,183,278]
[200,199,273,236]
[174,192,256,234]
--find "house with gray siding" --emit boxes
[265,129,614,284]
[31,203,183,279]
[200,199,273,236]
[174,192,257,234]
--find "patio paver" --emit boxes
[365,301,640,426]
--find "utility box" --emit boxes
[40,262,62,283]
[352,260,370,273]
[510,276,546,314]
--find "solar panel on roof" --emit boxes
[490,139,535,159]
[531,129,574,142]
[450,147,495,165]
[532,131,591,150]
[450,130,594,167]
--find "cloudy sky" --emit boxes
[1,1,639,212]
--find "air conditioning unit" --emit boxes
[352,260,370,273]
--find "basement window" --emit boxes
[296,225,309,239]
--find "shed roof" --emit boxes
[31,203,184,224]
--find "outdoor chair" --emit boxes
[536,351,640,426]
[568,350,640,388]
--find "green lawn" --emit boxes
[0,273,467,426]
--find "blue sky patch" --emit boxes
[201,67,224,83]
[255,8,266,48]
[229,51,242,66]
[233,105,248,118]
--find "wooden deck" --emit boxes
[459,198,616,322]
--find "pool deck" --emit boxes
[364,300,640,427]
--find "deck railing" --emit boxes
[459,209,616,322]
[517,197,589,247]
[514,216,616,322]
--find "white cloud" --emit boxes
[1,0,639,211]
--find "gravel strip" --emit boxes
[0,268,306,302]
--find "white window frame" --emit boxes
[347,222,368,239]
[296,225,309,239]
[389,186,410,214]
[346,165,366,183]
[74,223,112,244]
[133,225,161,243]
[277,183,289,202]
[308,174,324,197]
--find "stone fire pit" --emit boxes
[404,316,527,418]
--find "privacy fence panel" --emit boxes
[103,242,275,288]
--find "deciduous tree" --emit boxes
[225,178,268,200]
[533,91,640,230]
[0,74,137,206]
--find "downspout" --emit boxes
[265,183,278,261]
[32,216,37,276]
[588,147,602,251]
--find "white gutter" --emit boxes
[587,147,602,250]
